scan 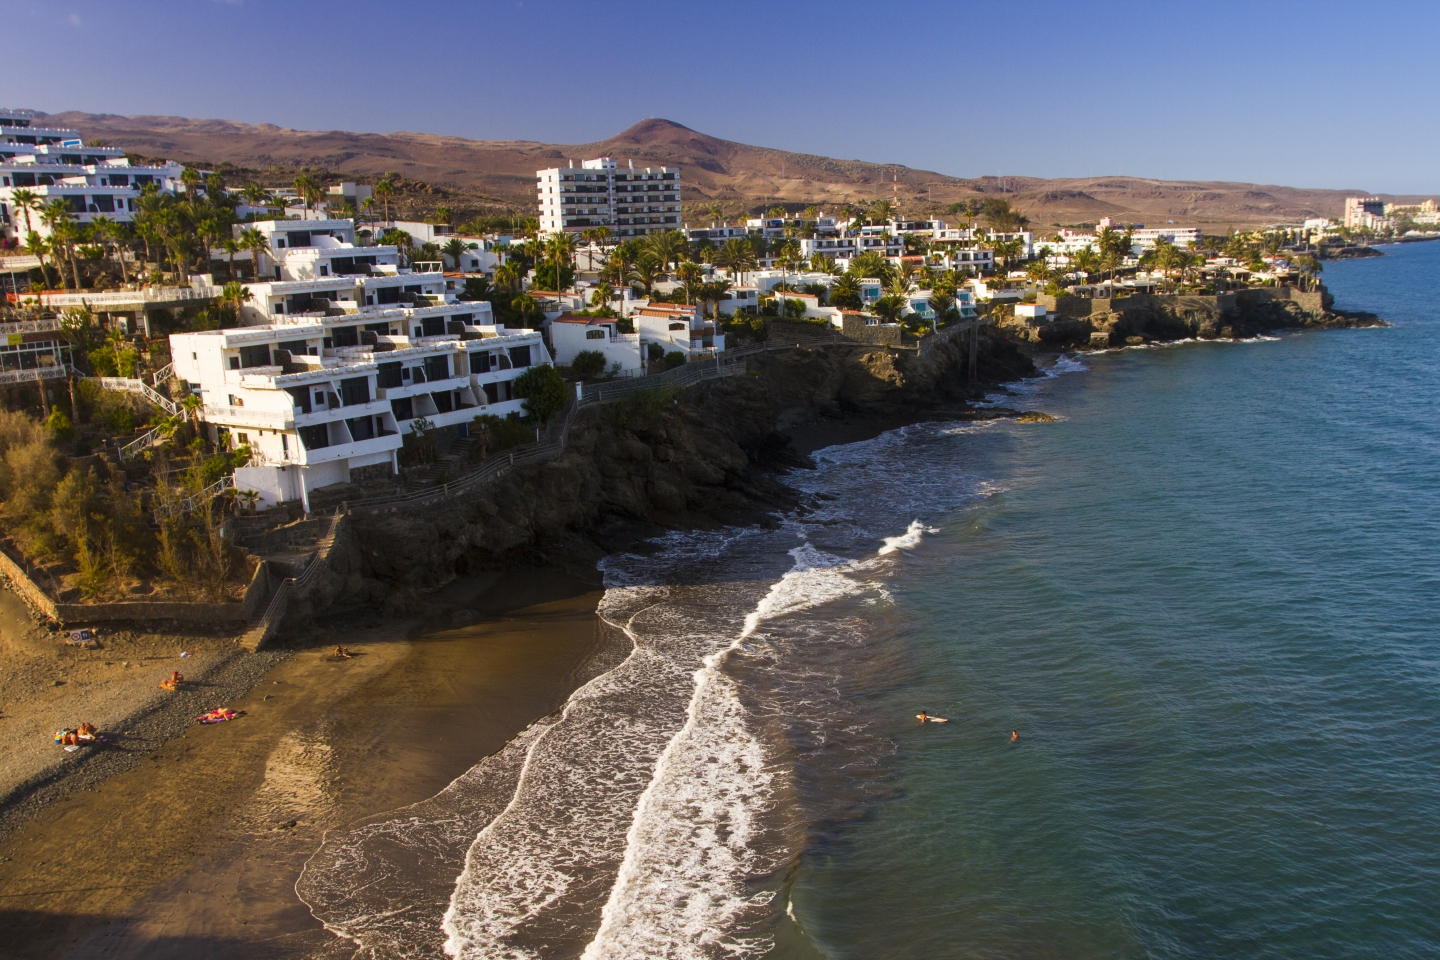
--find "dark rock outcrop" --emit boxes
[289,337,1033,619]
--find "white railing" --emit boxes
[0,318,62,336]
[151,362,174,386]
[0,364,68,385]
[12,286,217,307]
[118,426,165,460]
[241,513,342,651]
[89,376,180,415]
[153,475,235,519]
[201,404,293,427]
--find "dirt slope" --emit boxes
[42,112,1415,228]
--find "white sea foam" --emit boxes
[878,520,940,555]
[578,543,887,959]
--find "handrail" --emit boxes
[118,425,164,460]
[0,364,68,385]
[86,376,180,415]
[153,475,235,519]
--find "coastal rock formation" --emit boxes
[286,338,1033,621]
[1003,286,1384,350]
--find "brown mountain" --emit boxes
[40,112,1414,229]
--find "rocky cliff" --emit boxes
[284,337,1033,622]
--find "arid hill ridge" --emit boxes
[42,112,1418,228]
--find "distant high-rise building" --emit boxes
[537,157,681,237]
[1343,196,1389,231]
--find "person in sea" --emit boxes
[917,711,949,723]
[1011,730,1019,741]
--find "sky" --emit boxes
[4,0,1438,194]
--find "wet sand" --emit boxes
[0,570,602,960]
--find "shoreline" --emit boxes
[0,570,603,959]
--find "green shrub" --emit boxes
[647,342,665,361]
[663,351,687,370]
[513,364,567,422]
[570,349,607,379]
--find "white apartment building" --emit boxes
[172,318,551,509]
[549,314,643,375]
[0,109,183,240]
[537,157,681,237]
[798,234,904,263]
[1129,226,1201,252]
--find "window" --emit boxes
[314,389,326,407]
[423,355,449,381]
[285,386,312,413]
[339,377,370,406]
[390,396,414,421]
[238,344,272,368]
[299,424,329,450]
[237,433,249,445]
[668,321,686,331]
[507,346,531,369]
[376,362,402,389]
[586,329,606,340]
[229,356,240,369]
[346,416,375,441]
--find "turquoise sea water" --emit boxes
[301,244,1437,959]
[786,243,1440,958]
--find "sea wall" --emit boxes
[0,544,270,626]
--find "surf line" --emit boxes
[439,594,667,956]
[579,531,927,958]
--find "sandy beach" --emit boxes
[0,570,603,960]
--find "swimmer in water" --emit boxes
[916,711,949,723]
[1011,730,1019,741]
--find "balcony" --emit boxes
[294,431,403,466]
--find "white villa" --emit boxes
[549,314,643,375]
[630,302,724,356]
[0,109,183,240]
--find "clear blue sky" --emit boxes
[6,0,1437,194]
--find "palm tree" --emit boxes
[220,237,241,281]
[872,294,904,323]
[716,237,757,284]
[645,229,688,272]
[676,261,703,304]
[293,175,322,215]
[220,281,251,323]
[89,214,131,285]
[9,188,40,235]
[180,167,204,196]
[240,183,270,208]
[1070,246,1099,283]
[871,199,895,224]
[374,178,395,223]
[590,282,615,309]
[433,205,452,225]
[545,231,577,292]
[706,202,726,227]
[441,237,469,272]
[494,260,523,293]
[927,287,956,331]
[24,232,50,285]
[848,250,894,284]
[42,200,81,289]
[239,227,271,281]
[629,251,662,296]
[829,274,862,309]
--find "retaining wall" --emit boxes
[0,546,270,625]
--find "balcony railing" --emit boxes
[0,364,68,386]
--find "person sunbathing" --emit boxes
[160,671,184,690]
[332,646,353,660]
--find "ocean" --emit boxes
[298,241,1440,958]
